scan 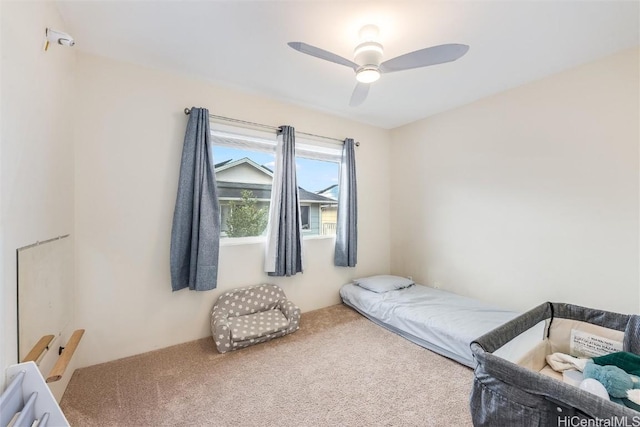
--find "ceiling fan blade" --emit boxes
[288,42,359,70]
[349,82,370,107]
[380,44,469,73]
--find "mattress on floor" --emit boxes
[340,283,543,368]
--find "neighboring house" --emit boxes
[316,184,339,235]
[317,184,339,200]
[215,158,337,236]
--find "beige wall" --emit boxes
[390,48,640,314]
[3,1,638,382]
[1,1,76,392]
[73,53,391,367]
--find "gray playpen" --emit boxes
[470,302,640,426]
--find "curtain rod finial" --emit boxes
[184,108,191,115]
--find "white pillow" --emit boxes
[353,275,414,293]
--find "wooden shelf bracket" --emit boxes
[22,334,55,363]
[46,329,84,383]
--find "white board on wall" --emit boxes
[17,235,73,362]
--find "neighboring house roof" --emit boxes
[316,184,338,200]
[215,157,273,178]
[214,159,233,169]
[217,181,336,204]
[299,188,336,203]
[317,184,337,194]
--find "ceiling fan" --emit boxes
[288,25,469,107]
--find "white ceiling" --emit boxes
[56,1,639,129]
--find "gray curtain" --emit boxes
[170,107,220,291]
[264,126,303,276]
[334,138,357,267]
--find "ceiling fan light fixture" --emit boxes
[356,67,381,84]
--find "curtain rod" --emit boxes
[183,108,360,147]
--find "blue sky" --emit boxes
[213,146,339,193]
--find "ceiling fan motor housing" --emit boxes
[354,41,383,67]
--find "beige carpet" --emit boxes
[61,304,473,426]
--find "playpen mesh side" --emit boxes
[624,316,640,354]
[470,302,640,427]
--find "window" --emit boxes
[296,157,339,236]
[300,205,310,230]
[211,124,340,239]
[213,146,274,238]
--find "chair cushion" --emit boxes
[228,310,289,341]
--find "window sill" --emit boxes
[219,234,335,247]
[303,234,335,241]
[220,236,265,246]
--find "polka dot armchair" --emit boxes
[210,284,301,353]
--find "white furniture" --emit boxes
[0,361,69,427]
